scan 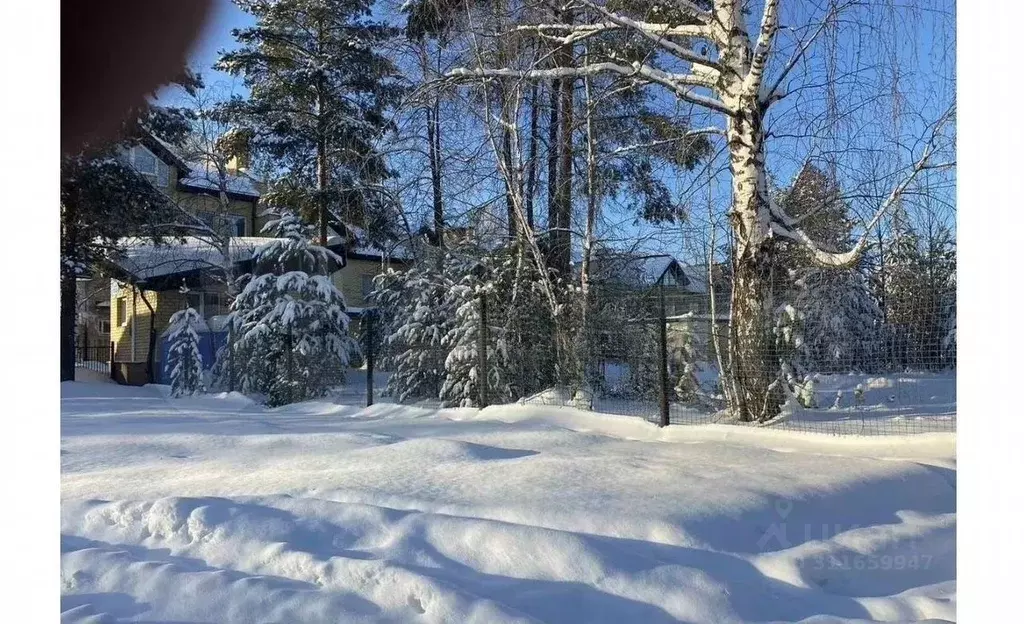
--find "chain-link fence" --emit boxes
[361,257,955,436]
[184,254,954,437]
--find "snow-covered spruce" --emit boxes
[788,267,881,374]
[166,305,205,396]
[229,211,354,406]
[439,279,511,408]
[369,266,454,403]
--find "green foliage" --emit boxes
[216,0,404,242]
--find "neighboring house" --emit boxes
[75,275,112,352]
[588,252,730,319]
[587,251,733,372]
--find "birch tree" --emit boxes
[446,0,954,421]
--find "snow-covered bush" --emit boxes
[672,316,702,404]
[229,210,354,406]
[166,306,205,396]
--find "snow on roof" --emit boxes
[325,226,415,262]
[112,237,269,281]
[180,162,261,198]
[590,253,678,288]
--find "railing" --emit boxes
[75,344,112,376]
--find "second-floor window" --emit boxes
[186,292,226,319]
[127,146,170,187]
[116,298,127,327]
[196,212,246,237]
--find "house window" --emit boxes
[197,211,246,237]
[361,275,375,298]
[185,291,225,318]
[205,293,224,317]
[133,146,157,175]
[99,320,111,334]
[116,298,127,327]
[131,146,170,188]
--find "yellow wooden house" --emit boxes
[106,134,412,384]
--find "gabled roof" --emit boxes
[589,252,683,289]
[142,132,261,200]
[110,237,268,281]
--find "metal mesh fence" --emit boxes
[359,260,954,436]
[194,257,954,437]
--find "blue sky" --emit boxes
[167,0,954,261]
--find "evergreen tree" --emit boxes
[774,162,881,375]
[671,317,703,404]
[230,210,354,405]
[166,304,205,396]
[879,208,955,370]
[790,268,881,373]
[370,265,454,402]
[216,0,403,246]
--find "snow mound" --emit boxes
[61,384,956,623]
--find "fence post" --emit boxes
[228,321,236,392]
[478,290,489,409]
[658,284,670,427]
[285,328,294,405]
[365,311,375,407]
[109,341,115,380]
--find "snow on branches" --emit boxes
[228,210,354,406]
[167,305,205,397]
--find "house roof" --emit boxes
[179,162,262,199]
[144,133,261,200]
[325,225,415,262]
[110,237,268,282]
[589,253,681,289]
[109,236,351,287]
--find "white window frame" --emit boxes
[116,298,128,327]
[99,319,111,334]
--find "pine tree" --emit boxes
[166,304,205,396]
[217,0,403,245]
[230,210,354,405]
[370,265,454,402]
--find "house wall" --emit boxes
[109,282,204,364]
[331,257,401,311]
[167,165,261,236]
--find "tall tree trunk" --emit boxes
[427,96,444,248]
[60,269,77,381]
[725,96,783,422]
[524,81,540,230]
[552,12,575,279]
[546,79,559,239]
[60,199,78,382]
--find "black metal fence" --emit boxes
[75,343,112,376]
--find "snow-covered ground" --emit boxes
[61,381,956,623]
